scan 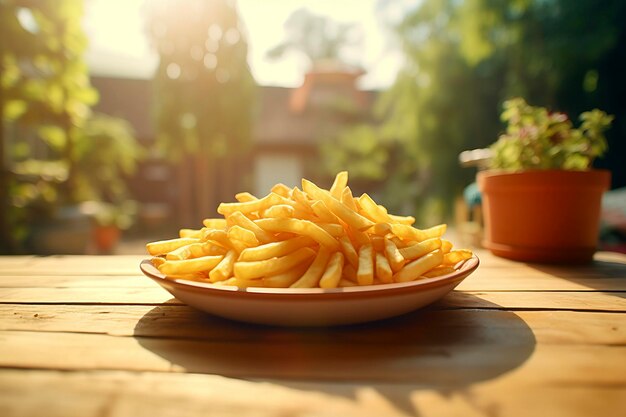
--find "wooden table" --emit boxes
[0,250,625,417]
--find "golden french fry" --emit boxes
[158,255,224,276]
[343,263,357,282]
[271,183,292,197]
[146,172,471,289]
[311,200,339,223]
[239,236,315,262]
[291,248,331,288]
[229,238,251,253]
[201,228,231,248]
[319,251,345,289]
[234,247,316,280]
[390,223,447,242]
[291,187,316,214]
[209,250,237,282]
[220,277,262,288]
[389,235,410,248]
[218,192,292,216]
[302,179,374,231]
[202,218,227,229]
[151,257,165,268]
[346,228,369,248]
[179,228,203,238]
[384,238,405,273]
[166,272,209,281]
[146,238,199,256]
[166,242,209,260]
[444,249,473,265]
[358,193,392,223]
[393,250,443,283]
[422,265,456,278]
[399,238,442,260]
[389,213,415,225]
[329,171,348,199]
[226,211,274,244]
[375,252,393,284]
[357,243,374,286]
[227,225,259,247]
[339,278,357,287]
[370,222,392,236]
[317,222,345,237]
[254,218,340,251]
[339,236,359,269]
[371,235,385,252]
[262,204,295,218]
[263,263,311,288]
[235,192,258,202]
[202,242,229,256]
[341,187,358,211]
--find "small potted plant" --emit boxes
[477,98,613,263]
[81,200,137,254]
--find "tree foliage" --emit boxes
[0,0,100,252]
[267,8,361,68]
[145,0,256,160]
[324,0,626,223]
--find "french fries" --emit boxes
[146,171,473,288]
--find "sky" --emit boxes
[83,0,413,90]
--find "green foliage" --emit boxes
[80,200,138,229]
[74,113,142,203]
[324,0,625,223]
[322,125,389,180]
[1,0,101,252]
[1,0,98,130]
[146,0,256,160]
[489,98,613,171]
[0,1,144,252]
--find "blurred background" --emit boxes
[1,0,624,255]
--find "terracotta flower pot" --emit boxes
[477,169,611,263]
[93,225,121,254]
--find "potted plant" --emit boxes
[477,98,613,263]
[81,200,137,254]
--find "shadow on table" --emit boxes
[134,295,535,416]
[526,255,626,298]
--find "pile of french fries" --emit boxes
[147,172,473,289]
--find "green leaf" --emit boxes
[3,100,28,120]
[38,125,67,150]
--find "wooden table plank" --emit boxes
[0,330,624,385]
[0,369,624,417]
[0,255,145,276]
[2,285,624,311]
[1,304,624,346]
[1,251,625,417]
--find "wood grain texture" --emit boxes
[0,251,625,417]
[0,369,625,417]
[0,305,624,345]
[2,286,625,311]
[0,330,625,384]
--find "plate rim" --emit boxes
[140,255,479,300]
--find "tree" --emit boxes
[0,0,98,252]
[146,0,256,225]
[267,8,361,68]
[324,0,626,223]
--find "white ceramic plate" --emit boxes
[140,255,479,326]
